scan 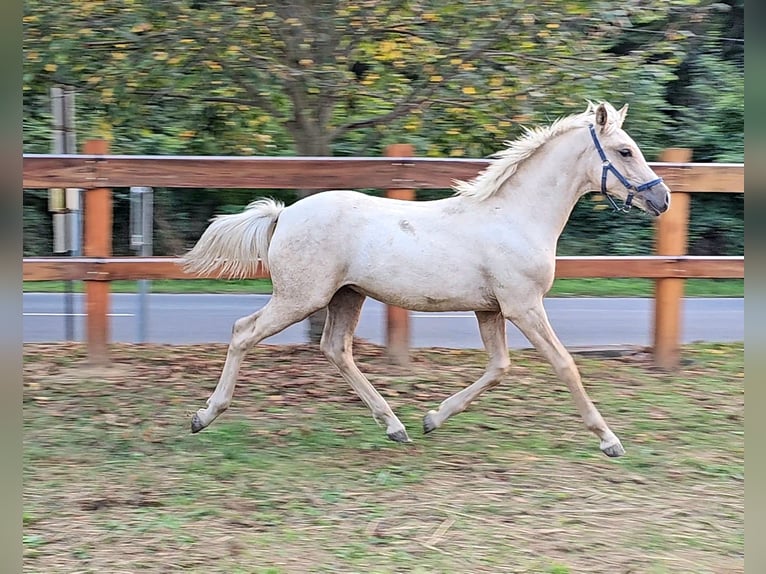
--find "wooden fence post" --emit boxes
[83,139,112,365]
[385,143,415,366]
[653,148,693,369]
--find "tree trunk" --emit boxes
[292,126,331,343]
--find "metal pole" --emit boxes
[51,86,75,341]
[134,188,153,342]
[63,89,78,341]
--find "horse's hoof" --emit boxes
[600,440,625,458]
[423,411,439,434]
[190,413,206,434]
[387,429,411,443]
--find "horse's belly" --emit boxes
[352,281,499,313]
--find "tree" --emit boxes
[25,0,742,338]
[24,0,696,157]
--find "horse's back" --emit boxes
[267,190,512,310]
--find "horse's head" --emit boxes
[585,102,670,216]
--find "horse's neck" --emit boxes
[495,133,590,240]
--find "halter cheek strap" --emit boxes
[588,124,663,212]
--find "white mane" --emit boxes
[453,107,597,201]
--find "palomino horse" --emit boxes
[183,101,670,457]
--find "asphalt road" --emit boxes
[23,292,744,349]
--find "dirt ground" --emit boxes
[23,342,743,573]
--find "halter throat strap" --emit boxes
[588,124,663,212]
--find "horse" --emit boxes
[182,101,670,458]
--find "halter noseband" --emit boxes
[589,124,663,212]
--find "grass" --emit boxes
[23,341,743,573]
[23,277,744,297]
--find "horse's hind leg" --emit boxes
[320,287,410,443]
[506,301,624,457]
[191,296,323,433]
[423,310,510,433]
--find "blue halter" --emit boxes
[588,124,663,212]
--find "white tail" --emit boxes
[181,199,285,279]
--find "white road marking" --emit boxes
[23,312,134,317]
[411,313,474,318]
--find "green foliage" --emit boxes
[22,0,743,258]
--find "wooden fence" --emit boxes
[23,141,744,368]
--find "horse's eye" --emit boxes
[619,148,632,158]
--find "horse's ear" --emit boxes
[617,104,629,126]
[595,103,608,128]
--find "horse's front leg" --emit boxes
[506,300,624,457]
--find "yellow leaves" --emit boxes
[205,60,223,71]
[26,51,39,62]
[153,51,168,61]
[450,58,462,66]
[520,13,535,26]
[180,38,195,44]
[450,148,465,157]
[429,75,443,83]
[519,41,536,50]
[261,11,276,19]
[360,73,380,85]
[44,63,57,72]
[87,75,102,85]
[546,23,560,29]
[111,52,127,61]
[179,130,196,139]
[130,22,152,33]
[376,39,402,62]
[489,76,504,87]
[96,118,114,142]
[404,118,421,131]
[101,88,114,100]
[462,86,477,95]
[298,58,314,67]
[422,13,438,22]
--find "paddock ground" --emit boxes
[23,342,743,573]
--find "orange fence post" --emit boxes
[82,139,112,365]
[653,148,693,369]
[385,144,415,366]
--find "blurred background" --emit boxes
[23,0,743,260]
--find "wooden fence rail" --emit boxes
[23,143,744,368]
[23,154,744,192]
[22,256,744,282]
